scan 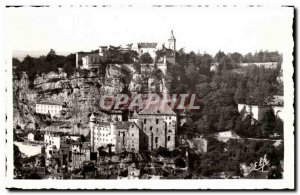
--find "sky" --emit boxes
[5,6,293,56]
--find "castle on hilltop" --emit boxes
[75,31,176,75]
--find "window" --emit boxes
[156,119,159,124]
[132,134,134,137]
[168,136,171,141]
[150,126,153,131]
[144,119,146,124]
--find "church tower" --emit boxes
[166,30,176,64]
[168,30,176,51]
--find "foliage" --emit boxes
[13,49,76,87]
[139,52,153,64]
[167,49,282,137]
[190,138,283,177]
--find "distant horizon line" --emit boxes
[12,48,282,58]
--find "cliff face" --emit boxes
[13,65,130,134]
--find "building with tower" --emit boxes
[89,113,147,153]
[75,31,176,75]
[136,101,177,151]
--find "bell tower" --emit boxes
[166,30,176,64]
[168,30,176,51]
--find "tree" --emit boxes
[97,146,107,157]
[198,54,213,76]
[234,81,247,103]
[217,113,226,132]
[174,157,186,168]
[196,115,210,134]
[214,51,226,63]
[14,144,22,169]
[218,56,233,71]
[139,52,153,64]
[133,62,141,73]
[123,50,139,64]
[274,118,283,137]
[230,52,242,64]
[46,49,57,62]
[103,46,124,64]
[260,108,276,137]
[185,65,199,88]
[13,58,21,68]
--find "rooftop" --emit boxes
[138,42,158,49]
[115,121,135,130]
[97,121,111,126]
[37,100,64,106]
[267,95,284,106]
[138,99,176,115]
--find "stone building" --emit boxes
[89,113,146,153]
[89,114,116,152]
[71,152,88,170]
[238,95,283,121]
[35,101,64,118]
[44,131,64,150]
[75,31,176,75]
[137,102,177,151]
[115,121,147,153]
[27,132,35,142]
[75,51,103,69]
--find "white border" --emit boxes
[2,4,295,190]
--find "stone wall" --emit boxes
[138,115,175,151]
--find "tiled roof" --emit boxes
[97,121,111,126]
[267,95,284,106]
[65,133,81,137]
[71,141,81,145]
[138,102,176,115]
[131,111,139,119]
[37,100,64,106]
[115,121,135,130]
[82,142,91,149]
[138,42,158,48]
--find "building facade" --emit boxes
[75,31,176,75]
[115,121,146,153]
[75,51,103,69]
[238,101,283,121]
[89,113,146,153]
[137,103,177,151]
[36,101,63,118]
[44,131,64,150]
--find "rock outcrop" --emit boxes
[13,65,131,133]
